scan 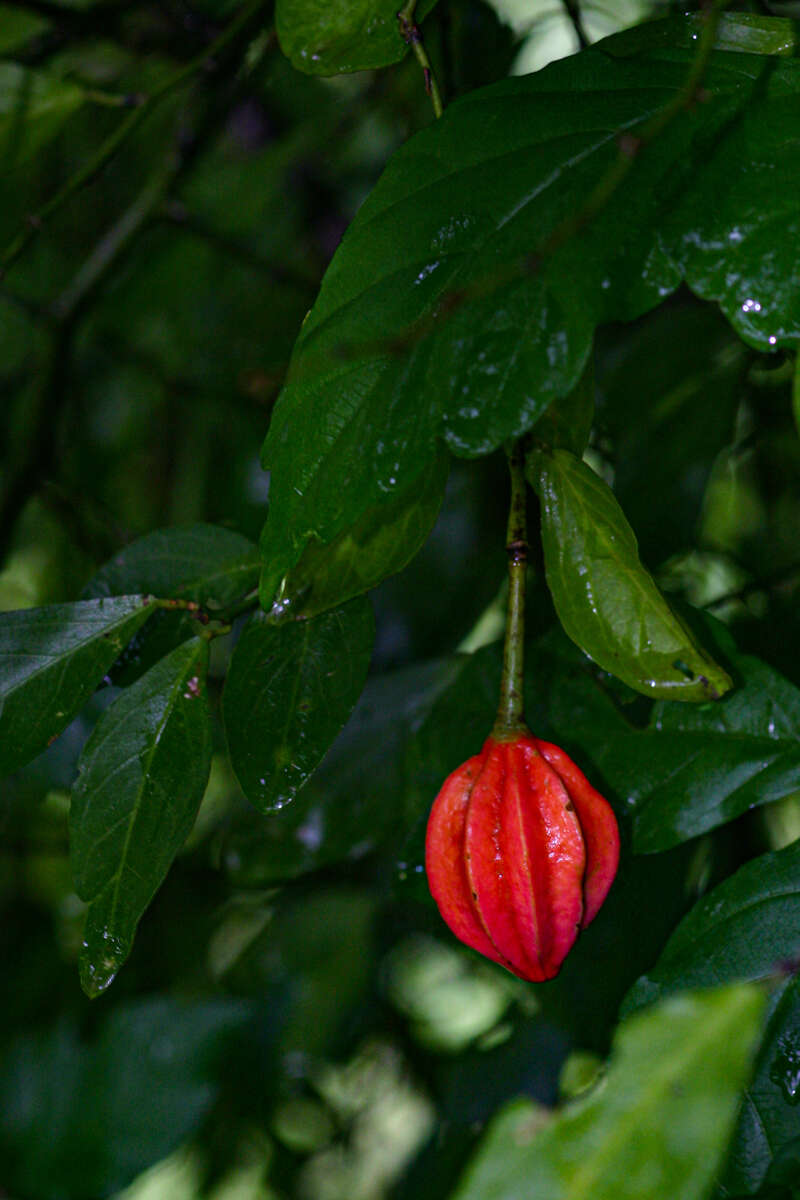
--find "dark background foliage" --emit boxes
[2,2,800,1198]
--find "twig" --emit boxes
[561,0,590,50]
[397,2,444,119]
[49,172,170,324]
[0,0,267,279]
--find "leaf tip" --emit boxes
[78,927,129,999]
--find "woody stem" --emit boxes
[494,442,528,737]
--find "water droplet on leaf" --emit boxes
[770,1035,800,1104]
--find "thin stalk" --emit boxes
[397,2,444,119]
[494,442,528,737]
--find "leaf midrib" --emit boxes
[98,643,202,935]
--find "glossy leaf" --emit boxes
[597,644,800,852]
[84,523,260,609]
[0,63,84,166]
[276,0,439,75]
[268,446,449,617]
[529,447,731,701]
[223,655,461,885]
[260,23,800,598]
[453,985,764,1200]
[0,997,250,1200]
[623,839,800,1012]
[70,638,212,997]
[606,11,798,58]
[622,842,800,1194]
[223,597,374,813]
[724,976,800,1197]
[0,596,156,776]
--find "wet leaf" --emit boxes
[269,446,448,617]
[0,596,156,775]
[597,640,800,851]
[222,655,460,885]
[276,0,439,75]
[223,597,374,813]
[622,841,800,1193]
[70,638,212,997]
[529,447,731,701]
[84,523,259,610]
[623,839,800,1012]
[260,24,800,598]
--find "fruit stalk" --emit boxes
[495,441,528,737]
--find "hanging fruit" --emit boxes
[425,443,619,981]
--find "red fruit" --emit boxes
[425,733,619,982]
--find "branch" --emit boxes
[397,2,444,119]
[561,0,590,50]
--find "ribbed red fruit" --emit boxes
[425,733,620,982]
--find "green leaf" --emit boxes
[528,447,731,701]
[598,303,746,563]
[276,0,439,75]
[724,976,800,1197]
[70,638,212,997]
[606,12,798,58]
[223,597,374,813]
[268,447,449,616]
[0,62,84,167]
[452,985,764,1200]
[223,655,460,885]
[534,356,595,458]
[0,997,251,1200]
[622,842,800,1194]
[0,596,156,776]
[597,642,800,852]
[84,523,260,609]
[623,839,800,1012]
[259,25,800,597]
[0,6,50,54]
